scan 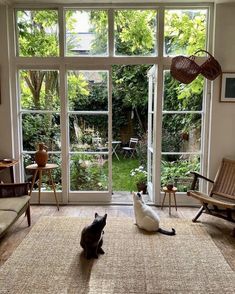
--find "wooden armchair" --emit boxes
[187,158,235,223]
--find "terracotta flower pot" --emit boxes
[136,182,147,194]
[181,132,189,141]
[167,184,174,190]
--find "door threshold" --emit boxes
[111,191,151,204]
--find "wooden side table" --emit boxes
[26,163,59,210]
[0,159,19,183]
[161,186,177,215]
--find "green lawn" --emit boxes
[103,155,140,191]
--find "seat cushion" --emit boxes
[0,196,30,213]
[0,210,18,235]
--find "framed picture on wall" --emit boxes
[220,73,235,102]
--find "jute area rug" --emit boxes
[0,217,234,294]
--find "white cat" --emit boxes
[133,192,176,235]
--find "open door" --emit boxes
[67,69,112,203]
[147,65,157,202]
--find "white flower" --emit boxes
[130,166,147,180]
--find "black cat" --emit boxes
[80,213,107,259]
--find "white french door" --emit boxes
[67,69,112,203]
[147,65,157,202]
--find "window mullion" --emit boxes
[60,64,68,204]
[162,111,203,114]
[108,9,114,57]
[157,7,164,58]
[58,6,65,57]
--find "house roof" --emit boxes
[69,33,94,53]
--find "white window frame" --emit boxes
[9,2,214,205]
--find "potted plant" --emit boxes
[164,176,174,190]
[130,166,148,194]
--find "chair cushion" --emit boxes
[0,210,18,235]
[0,196,30,213]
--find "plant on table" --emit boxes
[130,165,148,193]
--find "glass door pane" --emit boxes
[111,65,149,202]
[164,9,208,56]
[161,71,203,192]
[67,70,110,201]
[19,69,61,192]
[65,10,108,56]
[114,10,157,56]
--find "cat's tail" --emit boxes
[157,228,176,236]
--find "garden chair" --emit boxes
[122,138,138,158]
[92,137,107,163]
[92,137,102,149]
[187,158,235,227]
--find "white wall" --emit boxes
[209,3,235,178]
[0,5,14,159]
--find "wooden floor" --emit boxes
[0,205,234,271]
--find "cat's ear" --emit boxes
[104,213,107,219]
[95,212,98,217]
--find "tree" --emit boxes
[165,9,207,56]
[161,10,206,163]
[18,10,77,153]
[90,10,156,138]
[18,10,60,109]
[67,71,108,146]
[89,9,206,141]
[17,10,59,57]
[19,8,207,156]
[113,10,156,56]
[112,64,150,138]
[164,9,206,103]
